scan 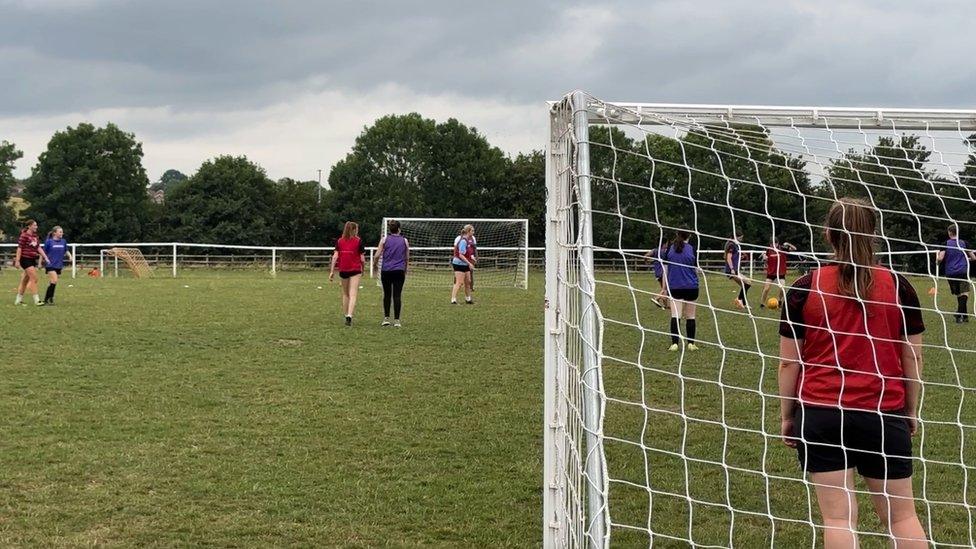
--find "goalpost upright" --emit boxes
[545,91,976,547]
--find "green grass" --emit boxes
[3,268,974,547]
[1,270,543,547]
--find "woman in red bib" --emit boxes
[330,221,366,326]
[779,198,926,548]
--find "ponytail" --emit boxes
[673,230,689,254]
[824,198,877,298]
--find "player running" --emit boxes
[663,231,699,351]
[938,224,975,323]
[14,219,50,306]
[644,241,669,309]
[451,225,476,305]
[373,219,410,327]
[779,198,926,548]
[329,221,366,326]
[760,237,796,309]
[41,226,72,306]
[725,231,752,310]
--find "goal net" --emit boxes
[545,91,976,547]
[105,247,153,278]
[378,217,529,289]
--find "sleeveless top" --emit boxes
[382,234,407,271]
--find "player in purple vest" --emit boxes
[725,230,751,310]
[373,219,410,327]
[938,224,976,323]
[663,230,700,351]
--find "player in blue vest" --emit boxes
[725,231,751,310]
[938,224,976,323]
[663,231,700,351]
[41,225,72,305]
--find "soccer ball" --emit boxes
[766,297,780,310]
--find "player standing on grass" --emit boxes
[760,237,796,309]
[779,198,927,549]
[663,230,699,351]
[725,231,751,310]
[41,226,71,305]
[373,219,409,327]
[451,225,476,304]
[644,241,669,309]
[937,224,975,323]
[14,219,49,306]
[329,221,366,327]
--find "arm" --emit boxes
[329,251,338,282]
[14,244,21,267]
[937,250,946,263]
[901,334,923,435]
[404,238,410,273]
[372,238,386,271]
[779,336,803,447]
[725,249,735,272]
[38,247,50,265]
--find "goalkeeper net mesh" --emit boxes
[544,92,976,547]
[106,247,153,278]
[379,218,529,289]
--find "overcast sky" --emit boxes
[3,0,976,181]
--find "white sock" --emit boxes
[33,294,40,304]
[466,296,472,302]
[15,294,23,304]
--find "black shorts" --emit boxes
[46,267,62,275]
[794,406,913,479]
[948,278,969,296]
[339,270,362,279]
[452,263,470,273]
[668,288,699,301]
[19,257,38,269]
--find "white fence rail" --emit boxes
[0,242,938,279]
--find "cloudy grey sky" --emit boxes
[3,0,975,181]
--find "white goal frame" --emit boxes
[544,91,976,548]
[378,217,530,289]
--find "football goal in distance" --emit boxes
[545,91,976,547]
[378,217,529,289]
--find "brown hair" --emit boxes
[22,219,36,232]
[672,230,690,253]
[824,198,877,297]
[341,221,359,240]
[948,223,959,238]
[387,219,401,234]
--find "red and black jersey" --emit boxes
[335,236,365,272]
[780,265,924,412]
[18,230,40,259]
[766,247,788,277]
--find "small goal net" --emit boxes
[545,92,976,547]
[105,247,153,278]
[378,217,529,289]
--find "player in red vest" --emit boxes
[329,221,366,326]
[14,219,50,306]
[779,198,926,548]
[760,237,796,308]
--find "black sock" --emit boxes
[961,295,970,315]
[45,283,56,302]
[670,317,680,345]
[686,319,697,343]
[738,288,746,302]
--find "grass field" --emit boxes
[3,267,974,547]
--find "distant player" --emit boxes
[41,225,72,306]
[725,231,751,310]
[760,237,796,309]
[779,198,926,547]
[938,224,976,323]
[644,241,669,309]
[451,224,476,304]
[454,225,477,296]
[373,219,410,327]
[14,219,49,306]
[663,231,699,351]
[329,221,366,326]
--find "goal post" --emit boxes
[545,91,976,547]
[378,217,530,289]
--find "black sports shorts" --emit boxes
[339,270,362,279]
[19,257,38,269]
[794,405,912,479]
[668,288,699,302]
[452,263,470,273]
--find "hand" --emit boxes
[906,415,918,436]
[329,272,335,282]
[781,417,797,448]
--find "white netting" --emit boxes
[379,217,529,289]
[545,92,976,547]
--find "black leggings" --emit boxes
[381,270,406,319]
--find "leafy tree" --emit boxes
[24,123,151,242]
[0,140,23,240]
[483,150,545,246]
[272,178,334,246]
[161,156,277,245]
[328,113,511,244]
[149,169,189,196]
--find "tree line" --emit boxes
[3,116,975,256]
